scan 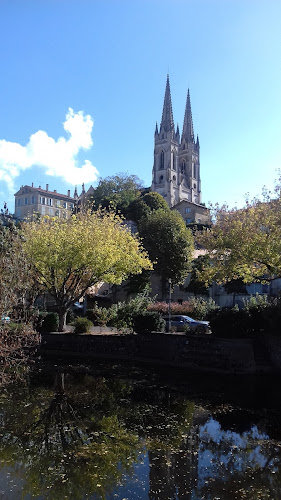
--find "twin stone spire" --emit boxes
[152,75,201,208]
[156,75,199,145]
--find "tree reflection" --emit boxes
[0,369,195,499]
[0,372,141,499]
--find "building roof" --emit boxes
[171,199,208,210]
[14,185,75,200]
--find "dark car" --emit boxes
[163,315,210,334]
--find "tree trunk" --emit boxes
[58,310,67,332]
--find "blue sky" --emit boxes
[0,0,281,212]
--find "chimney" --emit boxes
[39,185,41,189]
[32,182,33,187]
[67,190,70,197]
[54,189,57,193]
[46,184,49,191]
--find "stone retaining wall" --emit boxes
[40,333,257,374]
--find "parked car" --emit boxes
[1,316,10,324]
[163,315,210,334]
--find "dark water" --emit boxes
[0,361,280,499]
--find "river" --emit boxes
[0,360,280,499]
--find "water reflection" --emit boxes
[0,364,279,499]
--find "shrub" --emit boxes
[133,311,166,334]
[108,292,152,332]
[73,317,93,334]
[208,308,253,338]
[37,312,59,333]
[66,309,76,324]
[86,305,114,326]
[148,297,218,320]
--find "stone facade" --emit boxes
[14,184,76,220]
[152,76,201,208]
[171,199,210,227]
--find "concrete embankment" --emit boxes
[39,332,264,375]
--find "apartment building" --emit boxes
[14,183,76,220]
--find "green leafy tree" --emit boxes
[0,221,38,319]
[128,191,169,224]
[22,210,152,331]
[185,255,210,296]
[139,210,194,296]
[89,173,144,216]
[197,181,281,285]
[0,222,39,385]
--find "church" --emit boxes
[152,76,209,226]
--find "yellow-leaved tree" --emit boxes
[196,182,281,286]
[22,210,152,331]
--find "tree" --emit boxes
[185,254,210,296]
[89,173,144,216]
[196,185,281,286]
[22,210,152,331]
[0,222,39,385]
[128,191,169,224]
[139,209,194,295]
[0,221,38,320]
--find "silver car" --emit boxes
[163,315,210,334]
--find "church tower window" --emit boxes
[160,150,164,170]
[181,161,186,174]
[172,150,176,170]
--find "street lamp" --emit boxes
[168,278,172,332]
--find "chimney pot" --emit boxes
[46,184,49,191]
[67,190,70,197]
[32,182,33,187]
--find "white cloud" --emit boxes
[0,108,99,191]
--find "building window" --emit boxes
[172,150,176,170]
[181,161,186,174]
[55,210,59,217]
[185,207,191,213]
[40,197,45,205]
[63,202,67,209]
[159,175,163,182]
[31,196,35,204]
[186,218,192,225]
[25,197,28,205]
[160,150,164,170]
[48,198,52,206]
[173,175,176,182]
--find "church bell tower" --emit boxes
[152,76,201,207]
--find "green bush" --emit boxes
[73,317,93,334]
[108,293,152,332]
[208,308,253,338]
[66,309,76,324]
[133,311,166,334]
[208,296,281,338]
[37,312,59,333]
[86,305,114,326]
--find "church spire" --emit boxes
[160,75,175,134]
[182,88,194,142]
